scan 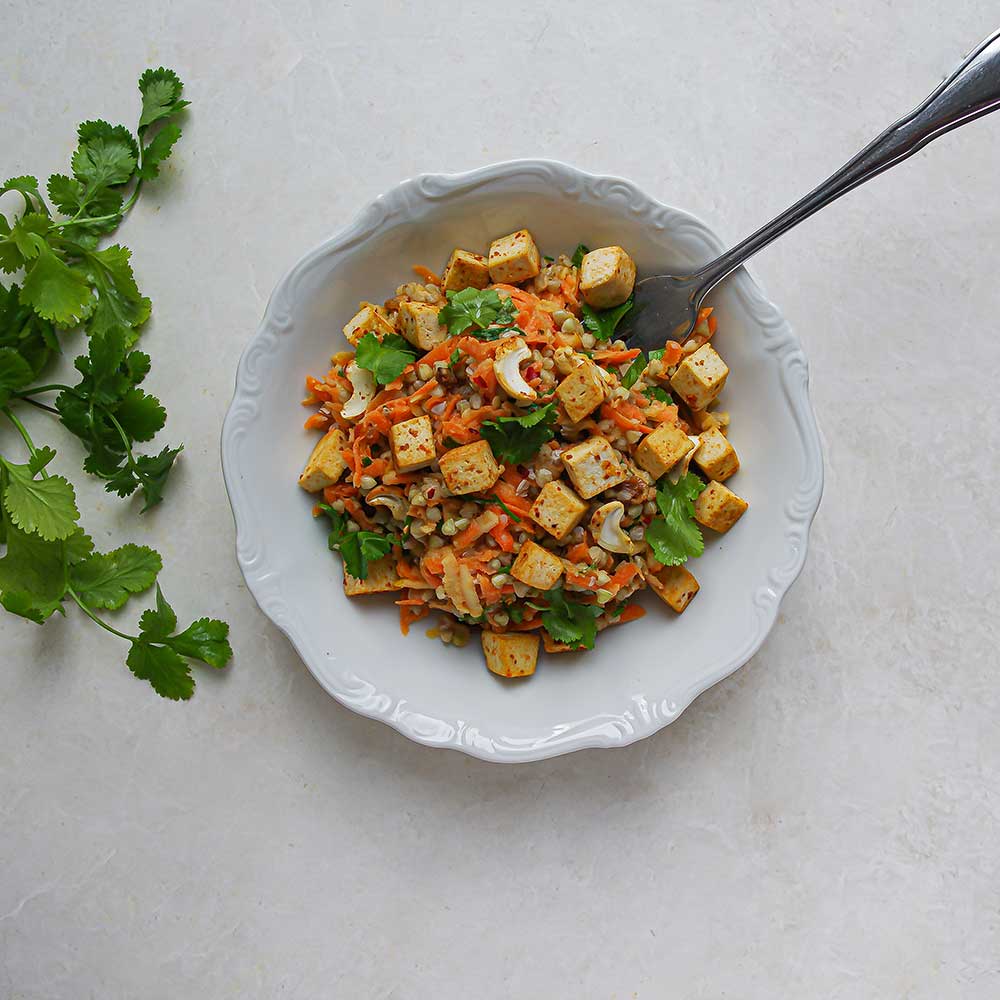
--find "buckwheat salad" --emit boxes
[297,230,747,679]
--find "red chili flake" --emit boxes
[426,488,436,499]
[524,365,540,382]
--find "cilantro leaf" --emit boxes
[138,583,177,638]
[165,617,233,668]
[570,244,590,268]
[540,586,601,650]
[438,288,517,337]
[0,521,69,623]
[19,243,93,324]
[0,347,35,406]
[114,388,166,441]
[1,456,80,541]
[448,348,462,368]
[480,403,557,464]
[136,123,182,181]
[69,543,162,610]
[126,643,193,700]
[138,68,190,132]
[76,244,149,336]
[1,176,46,215]
[621,354,646,389]
[317,502,393,579]
[354,332,416,386]
[581,294,635,342]
[646,386,673,405]
[645,472,706,567]
[71,121,138,190]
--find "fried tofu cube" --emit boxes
[530,480,588,540]
[555,361,606,423]
[693,426,739,482]
[442,249,490,292]
[579,246,637,309]
[510,539,564,591]
[298,427,348,493]
[438,440,501,495]
[648,564,699,613]
[343,555,400,596]
[669,343,729,411]
[633,422,696,480]
[482,631,539,678]
[398,300,447,352]
[389,415,436,473]
[560,436,627,500]
[487,229,541,284]
[343,303,395,347]
[694,480,748,533]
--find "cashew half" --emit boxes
[367,491,407,520]
[590,501,637,555]
[493,338,537,402]
[341,362,375,420]
[667,436,703,485]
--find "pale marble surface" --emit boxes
[2,1,1000,997]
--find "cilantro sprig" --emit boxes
[581,294,635,342]
[355,332,418,386]
[317,503,395,580]
[540,586,601,650]
[645,472,706,567]
[570,244,590,268]
[437,288,518,338]
[480,402,557,465]
[0,69,232,699]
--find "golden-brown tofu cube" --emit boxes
[579,246,636,309]
[669,344,729,411]
[487,229,541,284]
[530,480,588,540]
[560,436,627,499]
[693,426,739,482]
[555,361,606,423]
[647,564,699,613]
[441,249,490,292]
[510,539,564,591]
[438,440,501,495]
[389,415,436,473]
[633,422,696,480]
[694,480,748,533]
[343,555,400,596]
[397,300,447,352]
[482,631,539,678]
[343,303,395,347]
[298,427,348,493]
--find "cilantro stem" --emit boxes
[17,397,59,416]
[1,406,37,456]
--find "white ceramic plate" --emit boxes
[221,160,823,762]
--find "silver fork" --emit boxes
[623,28,1000,351]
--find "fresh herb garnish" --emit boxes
[647,386,673,405]
[621,354,646,389]
[581,294,635,342]
[437,288,517,337]
[540,586,601,650]
[649,348,664,361]
[354,332,417,386]
[645,472,706,567]
[318,503,394,580]
[0,69,232,700]
[506,605,524,624]
[570,244,590,268]
[448,348,462,368]
[480,402,557,464]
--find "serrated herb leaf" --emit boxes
[438,288,517,337]
[570,243,589,268]
[317,502,394,580]
[480,402,557,464]
[354,332,416,387]
[645,472,706,567]
[621,354,646,389]
[0,457,80,541]
[540,586,601,650]
[581,294,635,342]
[69,544,162,610]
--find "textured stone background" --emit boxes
[2,1,999,997]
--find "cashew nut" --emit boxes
[367,491,407,520]
[667,436,703,485]
[493,337,537,402]
[341,362,375,420]
[589,501,637,555]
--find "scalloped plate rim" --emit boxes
[221,157,824,763]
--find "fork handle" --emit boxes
[691,27,1000,304]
